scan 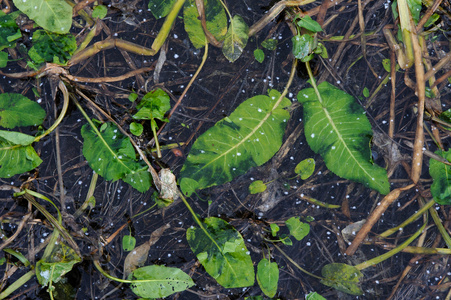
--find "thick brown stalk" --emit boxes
[410,20,426,184]
[345,184,415,256]
[68,39,157,66]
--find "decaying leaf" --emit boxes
[123,223,170,277]
[158,168,178,201]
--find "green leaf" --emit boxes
[0,51,8,68]
[315,42,328,59]
[204,0,227,42]
[261,39,277,51]
[249,180,267,194]
[285,217,310,241]
[294,158,315,180]
[306,291,327,300]
[292,34,314,61]
[3,248,30,267]
[406,0,422,24]
[0,11,21,51]
[257,259,279,297]
[270,223,279,237]
[12,0,72,33]
[128,93,138,102]
[429,149,451,205]
[180,90,291,196]
[36,242,81,287]
[424,13,440,27]
[297,81,390,194]
[382,58,400,72]
[438,109,451,130]
[0,130,42,178]
[254,49,265,63]
[280,236,292,246]
[133,88,170,121]
[28,30,77,65]
[152,191,174,208]
[183,0,207,49]
[382,58,391,72]
[0,130,35,145]
[179,177,199,197]
[425,87,434,98]
[184,0,228,48]
[297,15,323,32]
[92,5,108,19]
[148,0,177,19]
[129,265,194,298]
[122,235,136,251]
[129,122,143,136]
[81,121,151,192]
[0,93,46,128]
[321,263,363,295]
[362,87,370,98]
[187,217,255,288]
[222,15,249,62]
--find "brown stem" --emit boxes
[345,184,415,256]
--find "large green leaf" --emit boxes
[129,265,194,298]
[297,82,389,194]
[12,0,72,34]
[0,93,46,129]
[180,90,290,197]
[0,130,41,178]
[187,217,255,288]
[429,149,451,205]
[81,121,151,192]
[183,0,227,49]
[28,30,77,65]
[321,263,363,295]
[257,259,279,298]
[222,15,249,62]
[36,242,81,287]
[0,11,21,51]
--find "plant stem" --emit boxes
[177,190,224,252]
[93,259,178,284]
[167,42,209,119]
[305,61,322,104]
[151,119,162,158]
[34,81,69,142]
[74,172,98,218]
[151,0,186,53]
[218,0,233,21]
[427,198,451,248]
[0,270,35,300]
[355,221,427,270]
[379,198,434,238]
[71,96,136,173]
[272,243,323,280]
[14,189,80,256]
[396,0,414,68]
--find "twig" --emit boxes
[345,184,415,256]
